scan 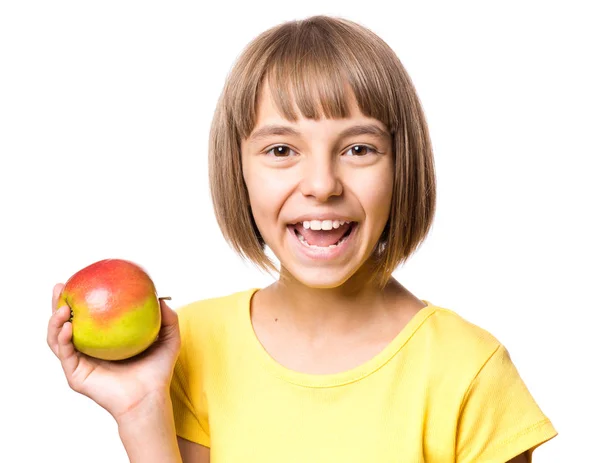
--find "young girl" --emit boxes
[47,15,557,462]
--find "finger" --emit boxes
[52,283,65,313]
[47,305,71,357]
[57,321,80,381]
[159,298,178,328]
[157,299,180,351]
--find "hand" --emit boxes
[47,283,181,423]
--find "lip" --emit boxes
[286,222,358,261]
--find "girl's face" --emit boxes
[241,85,394,289]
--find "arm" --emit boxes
[116,392,210,462]
[455,345,557,462]
[116,392,183,463]
[178,437,210,463]
[170,303,212,461]
[48,284,189,462]
[507,453,528,463]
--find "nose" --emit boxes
[299,153,343,202]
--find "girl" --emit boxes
[47,15,557,462]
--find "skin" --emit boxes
[241,83,426,374]
[242,86,395,291]
[46,83,530,462]
[509,454,529,463]
[47,283,184,462]
[239,83,529,463]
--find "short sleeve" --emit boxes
[456,344,557,463]
[170,308,211,447]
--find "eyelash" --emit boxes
[264,144,378,158]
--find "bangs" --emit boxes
[210,16,436,285]
[232,19,403,139]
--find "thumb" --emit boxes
[157,298,180,352]
[158,297,178,329]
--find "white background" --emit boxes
[1,1,598,461]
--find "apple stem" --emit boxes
[158,296,172,301]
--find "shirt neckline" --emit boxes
[238,287,439,389]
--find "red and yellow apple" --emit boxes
[57,259,162,361]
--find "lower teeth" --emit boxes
[296,232,350,249]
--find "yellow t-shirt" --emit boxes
[171,288,557,462]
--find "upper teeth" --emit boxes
[301,220,351,231]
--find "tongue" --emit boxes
[294,222,351,246]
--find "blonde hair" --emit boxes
[209,15,436,287]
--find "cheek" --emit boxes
[243,166,296,229]
[354,169,394,220]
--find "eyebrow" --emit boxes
[247,123,390,143]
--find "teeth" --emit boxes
[300,219,351,231]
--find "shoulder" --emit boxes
[175,288,258,350]
[424,306,560,460]
[413,304,513,388]
[422,304,503,360]
[176,288,257,325]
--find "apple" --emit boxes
[57,259,163,361]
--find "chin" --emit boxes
[280,263,359,289]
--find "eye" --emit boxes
[265,145,296,157]
[345,145,377,156]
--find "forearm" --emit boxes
[117,392,182,463]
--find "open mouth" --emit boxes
[289,221,357,249]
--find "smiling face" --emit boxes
[241,84,395,289]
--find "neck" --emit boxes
[261,270,417,338]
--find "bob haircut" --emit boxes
[209,15,436,288]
